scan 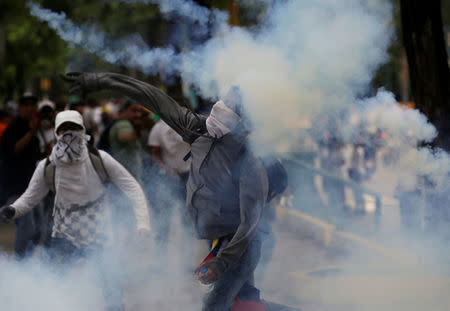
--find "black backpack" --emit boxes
[232,146,288,203]
[44,145,110,193]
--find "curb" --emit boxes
[275,206,411,264]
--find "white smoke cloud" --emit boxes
[181,0,393,152]
[0,255,103,310]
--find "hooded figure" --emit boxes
[0,110,151,311]
[62,72,270,311]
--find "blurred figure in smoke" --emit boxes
[109,100,144,182]
[62,72,288,311]
[107,100,147,272]
[395,177,422,234]
[36,99,56,157]
[0,93,42,259]
[0,110,151,311]
[318,116,346,218]
[148,118,192,270]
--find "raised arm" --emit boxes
[63,72,205,142]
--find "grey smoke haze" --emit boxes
[0,254,102,310]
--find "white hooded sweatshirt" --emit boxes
[11,142,150,249]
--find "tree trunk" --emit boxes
[400,0,450,149]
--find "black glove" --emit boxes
[0,205,15,223]
[60,72,100,94]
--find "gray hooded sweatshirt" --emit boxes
[69,72,269,275]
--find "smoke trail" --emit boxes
[27,1,179,77]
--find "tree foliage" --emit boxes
[0,0,69,102]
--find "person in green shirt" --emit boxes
[109,101,144,182]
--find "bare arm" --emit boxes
[13,129,37,155]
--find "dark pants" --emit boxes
[202,237,262,311]
[47,238,125,311]
[13,205,43,259]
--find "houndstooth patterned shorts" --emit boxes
[52,194,109,249]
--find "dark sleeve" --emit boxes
[84,72,205,141]
[207,156,269,276]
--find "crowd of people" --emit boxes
[0,72,288,311]
[2,73,446,311]
[311,112,450,237]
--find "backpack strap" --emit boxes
[44,158,56,193]
[87,144,110,184]
[43,146,110,194]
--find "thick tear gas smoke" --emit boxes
[3,0,448,310]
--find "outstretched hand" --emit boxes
[60,72,84,94]
[0,205,15,223]
[61,72,101,96]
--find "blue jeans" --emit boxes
[202,237,262,311]
[47,238,125,311]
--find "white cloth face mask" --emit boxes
[205,100,240,138]
[51,131,90,164]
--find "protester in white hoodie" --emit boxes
[0,110,151,311]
